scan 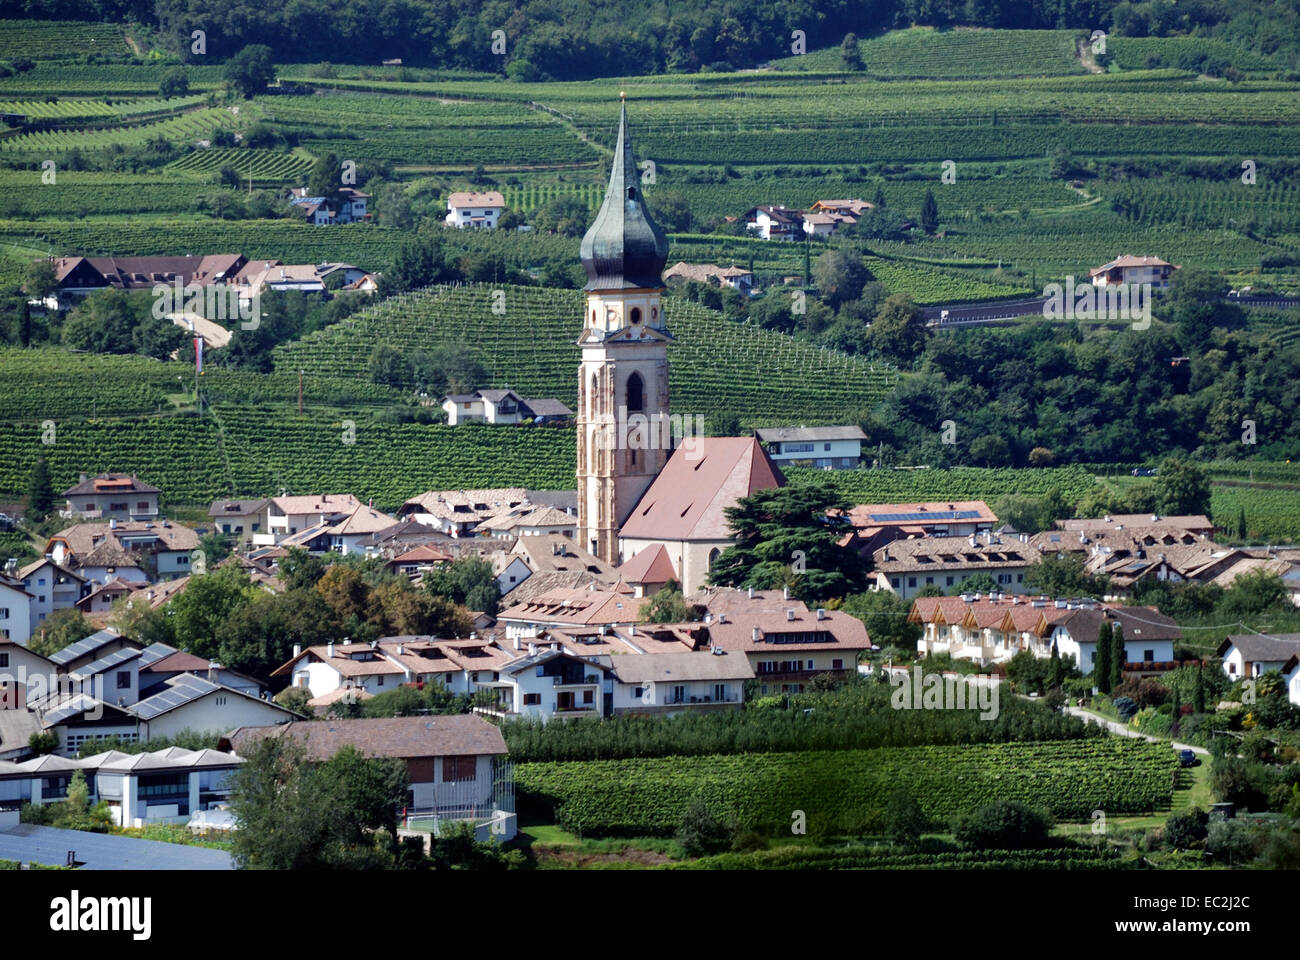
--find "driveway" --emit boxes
[1066,705,1209,756]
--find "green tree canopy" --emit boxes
[224,44,276,99]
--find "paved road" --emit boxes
[1066,705,1208,756]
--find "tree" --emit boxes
[25,456,55,522]
[224,44,276,99]
[1163,809,1209,850]
[229,738,409,870]
[199,530,231,567]
[28,608,93,657]
[1048,640,1064,689]
[1154,457,1211,518]
[1094,621,1112,693]
[968,434,1013,467]
[841,590,918,650]
[1024,552,1096,597]
[919,189,939,235]
[872,185,886,209]
[957,571,998,594]
[1219,569,1289,619]
[1235,506,1247,540]
[1167,268,1239,351]
[168,565,259,660]
[279,547,327,591]
[840,32,863,70]
[1109,622,1127,693]
[643,580,699,623]
[61,288,139,354]
[369,343,413,387]
[306,151,343,204]
[709,483,870,602]
[1193,664,1206,714]
[24,259,57,302]
[812,248,870,308]
[424,556,501,616]
[675,799,732,857]
[883,789,927,847]
[865,293,928,364]
[956,800,1052,850]
[28,731,59,756]
[131,311,185,360]
[159,67,189,99]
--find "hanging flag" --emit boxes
[194,336,204,375]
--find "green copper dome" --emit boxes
[580,102,669,291]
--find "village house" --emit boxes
[0,575,33,646]
[61,473,160,521]
[397,488,530,537]
[16,558,86,628]
[40,254,246,309]
[663,261,755,293]
[288,186,370,225]
[608,651,753,714]
[616,542,678,597]
[0,745,245,829]
[444,191,506,229]
[496,584,648,643]
[44,519,201,585]
[441,389,574,425]
[1089,254,1178,288]
[475,505,578,541]
[743,205,804,240]
[873,532,1044,601]
[207,498,272,544]
[254,493,362,546]
[223,715,515,840]
[836,499,999,559]
[754,425,866,469]
[1217,633,1300,700]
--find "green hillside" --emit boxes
[272,284,900,425]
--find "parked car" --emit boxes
[1178,749,1198,767]
[1131,467,1157,477]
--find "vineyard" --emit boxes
[516,739,1178,836]
[1106,37,1279,73]
[271,284,899,424]
[501,183,604,214]
[1210,484,1300,541]
[0,107,237,155]
[1103,178,1300,236]
[784,465,1098,504]
[0,413,576,505]
[0,172,209,218]
[0,20,129,59]
[676,846,1130,870]
[770,28,1086,78]
[167,147,314,181]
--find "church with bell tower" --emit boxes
[576,98,672,563]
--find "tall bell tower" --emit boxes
[576,96,672,564]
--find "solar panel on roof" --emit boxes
[48,629,118,664]
[72,646,140,679]
[868,510,982,523]
[132,675,218,720]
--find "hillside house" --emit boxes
[61,473,160,521]
[445,191,506,229]
[1217,633,1300,703]
[288,187,370,225]
[663,261,754,293]
[44,519,200,585]
[1089,255,1178,288]
[754,425,866,469]
[254,493,362,545]
[16,558,86,628]
[397,488,530,537]
[743,205,804,241]
[207,498,271,544]
[41,254,245,309]
[0,575,33,646]
[441,390,574,425]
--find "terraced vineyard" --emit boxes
[0,61,227,95]
[168,147,314,181]
[785,465,1098,503]
[1106,36,1279,72]
[679,846,1131,870]
[518,739,1178,836]
[0,20,129,59]
[272,284,899,424]
[0,107,236,155]
[0,411,575,504]
[0,172,208,218]
[864,256,1034,304]
[501,183,604,214]
[771,27,1086,77]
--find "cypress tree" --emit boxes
[1236,506,1247,540]
[1109,623,1127,693]
[1193,664,1206,714]
[1048,639,1063,689]
[25,456,55,522]
[1094,621,1111,693]
[1170,687,1181,736]
[920,189,939,235]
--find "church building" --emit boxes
[576,99,783,592]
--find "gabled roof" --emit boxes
[446,191,505,208]
[208,498,271,518]
[325,504,398,536]
[1217,632,1300,663]
[617,542,678,585]
[619,437,785,542]
[131,673,292,722]
[845,500,997,528]
[498,585,644,627]
[270,493,361,516]
[224,715,507,759]
[16,557,86,583]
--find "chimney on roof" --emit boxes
[1103,515,1111,523]
[79,473,87,483]
[629,623,636,636]
[786,609,795,621]
[816,608,825,620]
[752,626,761,642]
[747,586,754,599]
[718,612,726,624]
[397,643,405,655]
[208,663,220,683]
[782,585,789,601]
[293,643,301,658]
[327,641,335,657]
[528,642,536,656]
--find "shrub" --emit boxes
[1112,696,1138,721]
[675,800,733,857]
[1163,809,1209,850]
[955,800,1053,850]
[884,789,929,848]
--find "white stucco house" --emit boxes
[445,191,506,228]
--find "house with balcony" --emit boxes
[207,498,271,544]
[223,715,515,840]
[608,651,752,715]
[61,473,160,521]
[0,746,246,829]
[44,519,201,585]
[1088,254,1178,289]
[743,205,804,241]
[397,488,530,537]
[496,584,648,644]
[691,587,871,694]
[754,425,866,469]
[482,647,611,721]
[255,493,362,546]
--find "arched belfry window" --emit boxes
[630,307,642,325]
[626,372,644,413]
[590,373,599,417]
